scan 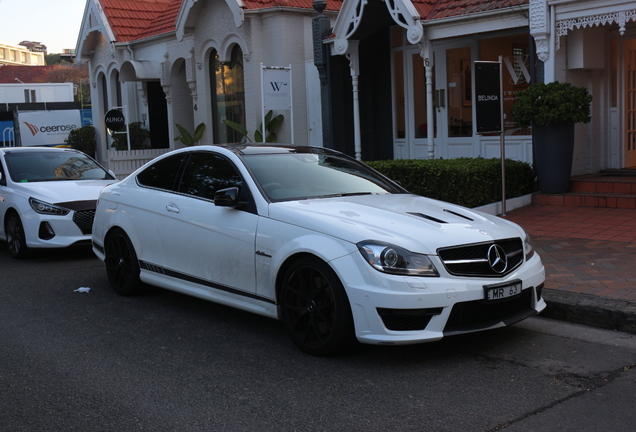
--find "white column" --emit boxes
[346,41,361,160]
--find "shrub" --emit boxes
[65,125,96,157]
[365,158,534,208]
[512,81,593,127]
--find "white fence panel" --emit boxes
[108,148,171,179]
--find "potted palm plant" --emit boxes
[512,81,592,194]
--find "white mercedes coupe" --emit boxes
[91,145,546,355]
[0,147,117,259]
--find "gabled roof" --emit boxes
[99,0,180,43]
[0,65,56,83]
[95,0,522,45]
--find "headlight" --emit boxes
[357,241,439,276]
[29,198,70,216]
[523,233,535,261]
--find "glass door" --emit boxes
[392,28,435,159]
[433,42,477,159]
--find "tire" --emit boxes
[5,211,29,259]
[280,256,356,356]
[104,228,143,296]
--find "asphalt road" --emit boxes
[1,245,635,432]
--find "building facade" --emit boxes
[0,42,45,66]
[76,0,340,169]
[77,0,636,176]
[325,0,636,175]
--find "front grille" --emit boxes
[377,307,443,331]
[438,238,523,277]
[73,209,96,235]
[444,288,534,335]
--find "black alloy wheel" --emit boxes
[5,211,29,259]
[280,256,356,356]
[104,228,143,296]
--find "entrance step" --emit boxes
[531,174,636,208]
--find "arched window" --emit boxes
[210,45,246,143]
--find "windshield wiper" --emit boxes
[318,192,374,198]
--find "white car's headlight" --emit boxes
[357,241,439,276]
[29,198,70,216]
[523,232,535,261]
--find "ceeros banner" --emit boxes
[18,110,81,146]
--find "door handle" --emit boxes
[166,204,180,214]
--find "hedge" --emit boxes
[365,158,534,209]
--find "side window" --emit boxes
[178,152,243,200]
[0,159,5,186]
[136,154,186,191]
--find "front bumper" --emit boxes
[331,251,546,345]
[22,208,94,249]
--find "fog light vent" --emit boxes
[377,307,443,331]
[38,222,55,240]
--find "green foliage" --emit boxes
[365,158,534,208]
[65,125,96,157]
[111,122,151,150]
[174,123,206,146]
[512,81,593,127]
[223,110,284,143]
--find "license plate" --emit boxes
[484,280,522,303]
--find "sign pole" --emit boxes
[499,56,506,216]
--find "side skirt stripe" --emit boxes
[139,260,276,305]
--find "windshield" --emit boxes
[5,151,114,183]
[242,151,403,202]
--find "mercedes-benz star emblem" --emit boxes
[487,244,508,273]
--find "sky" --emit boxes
[0,0,87,54]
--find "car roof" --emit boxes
[0,146,82,155]
[195,144,343,157]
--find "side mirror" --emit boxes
[214,187,240,208]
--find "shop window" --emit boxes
[210,45,246,144]
[446,47,472,137]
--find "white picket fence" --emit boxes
[107,148,172,179]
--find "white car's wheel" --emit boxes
[104,228,143,296]
[5,211,29,259]
[280,256,356,356]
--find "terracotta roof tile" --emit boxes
[100,0,177,42]
[0,65,56,83]
[96,0,523,45]
[242,0,342,11]
[423,0,528,20]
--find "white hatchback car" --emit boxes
[0,147,117,258]
[92,145,546,355]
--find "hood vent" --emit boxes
[407,212,447,224]
[443,208,474,221]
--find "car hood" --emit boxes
[12,179,117,205]
[268,194,525,254]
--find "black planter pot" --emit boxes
[532,122,575,194]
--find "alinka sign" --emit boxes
[105,109,125,132]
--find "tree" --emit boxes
[42,64,90,106]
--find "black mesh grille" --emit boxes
[444,288,534,334]
[377,307,443,331]
[73,209,95,235]
[438,238,523,277]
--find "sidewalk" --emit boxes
[503,205,636,333]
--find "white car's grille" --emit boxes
[438,238,524,277]
[73,209,96,235]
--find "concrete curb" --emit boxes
[541,289,636,334]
